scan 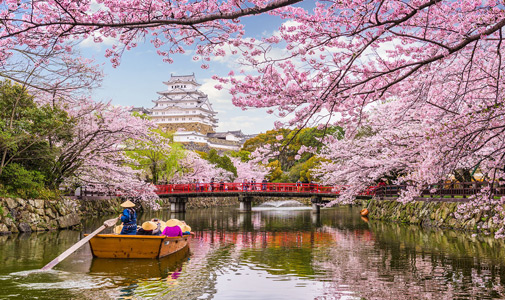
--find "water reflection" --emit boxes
[0,206,505,299]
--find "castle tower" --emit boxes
[150,74,218,143]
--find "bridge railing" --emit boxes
[155,182,343,195]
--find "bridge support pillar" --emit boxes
[239,195,253,212]
[169,197,188,213]
[311,196,322,213]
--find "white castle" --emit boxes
[134,74,252,150]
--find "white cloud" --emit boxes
[79,34,118,51]
[200,77,233,104]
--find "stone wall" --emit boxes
[207,137,241,146]
[0,197,82,234]
[365,199,505,234]
[156,196,311,209]
[159,122,215,134]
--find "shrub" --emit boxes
[0,163,45,198]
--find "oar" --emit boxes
[41,217,119,271]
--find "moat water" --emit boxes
[1,206,505,299]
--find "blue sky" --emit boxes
[80,11,296,135]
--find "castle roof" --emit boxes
[162,74,200,86]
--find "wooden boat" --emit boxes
[89,246,190,277]
[85,234,191,259]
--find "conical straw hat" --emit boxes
[166,219,183,227]
[120,200,135,208]
[142,221,157,231]
[180,225,191,232]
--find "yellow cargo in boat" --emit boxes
[85,234,190,259]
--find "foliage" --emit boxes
[172,151,233,183]
[230,157,268,182]
[125,129,186,184]
[288,156,325,183]
[4,0,505,228]
[245,126,343,181]
[0,163,46,199]
[0,80,74,196]
[228,150,251,162]
[266,160,283,182]
[203,149,237,180]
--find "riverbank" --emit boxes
[0,195,312,234]
[9,195,501,237]
[364,199,505,236]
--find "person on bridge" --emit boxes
[192,179,197,191]
[242,179,249,191]
[262,178,267,191]
[196,179,202,192]
[119,200,137,235]
[210,177,215,192]
[296,179,302,192]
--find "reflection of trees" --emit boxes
[193,229,335,279]
[0,230,82,271]
[315,223,505,299]
[153,241,233,299]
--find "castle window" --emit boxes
[175,118,179,121]
[182,118,186,121]
[189,118,192,120]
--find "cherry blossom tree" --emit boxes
[219,1,505,203]
[51,99,160,203]
[171,151,233,183]
[230,157,268,183]
[3,0,505,211]
[125,128,187,184]
[0,0,300,67]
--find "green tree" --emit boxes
[0,80,73,189]
[125,129,186,184]
[229,149,251,162]
[243,126,344,181]
[205,149,237,180]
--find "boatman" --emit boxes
[119,200,137,235]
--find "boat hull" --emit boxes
[86,234,190,259]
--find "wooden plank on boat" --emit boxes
[159,235,189,258]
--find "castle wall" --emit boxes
[160,122,215,134]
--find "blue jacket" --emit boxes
[120,208,137,235]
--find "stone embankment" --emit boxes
[0,197,81,234]
[157,196,311,209]
[0,197,127,235]
[365,199,504,234]
[0,195,311,235]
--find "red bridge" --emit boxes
[154,182,347,213]
[155,182,342,195]
[154,181,505,213]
